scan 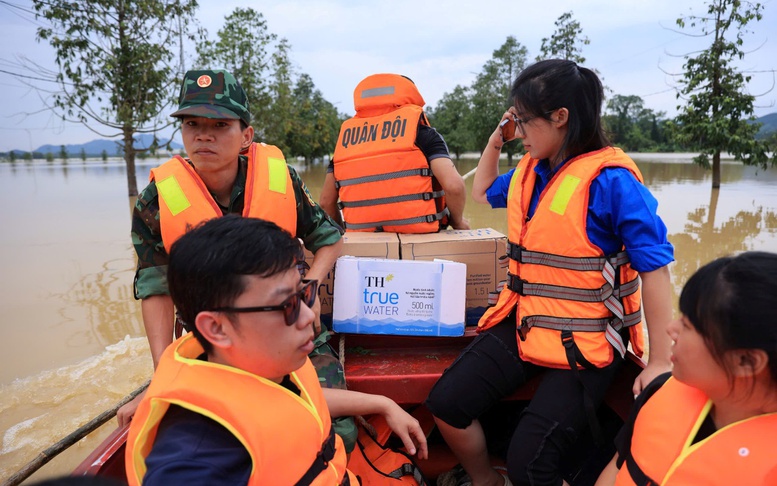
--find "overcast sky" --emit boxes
[1,0,775,153]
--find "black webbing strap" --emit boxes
[335,167,432,189]
[338,190,445,209]
[507,242,630,271]
[294,426,338,486]
[625,455,659,486]
[507,273,639,303]
[561,330,605,447]
[343,208,449,231]
[388,463,426,484]
[521,311,642,333]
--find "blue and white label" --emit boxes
[333,256,465,337]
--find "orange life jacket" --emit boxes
[126,333,357,486]
[616,377,777,485]
[332,73,448,233]
[150,142,297,253]
[347,414,428,485]
[478,148,645,369]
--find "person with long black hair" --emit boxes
[427,59,674,486]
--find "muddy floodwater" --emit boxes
[1,153,775,483]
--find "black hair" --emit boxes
[167,215,303,352]
[679,251,777,386]
[510,59,610,161]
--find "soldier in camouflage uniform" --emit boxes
[125,69,359,450]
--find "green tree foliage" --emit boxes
[673,0,775,188]
[264,38,295,155]
[469,36,528,165]
[428,85,473,160]
[287,74,343,164]
[101,150,108,162]
[604,95,673,151]
[80,147,87,161]
[59,145,67,161]
[536,11,590,63]
[195,7,276,141]
[33,0,202,196]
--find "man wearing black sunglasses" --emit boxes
[126,215,426,485]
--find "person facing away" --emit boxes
[319,73,470,233]
[125,215,358,485]
[122,68,344,426]
[595,251,777,486]
[425,59,675,486]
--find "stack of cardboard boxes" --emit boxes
[306,229,507,337]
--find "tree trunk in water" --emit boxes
[712,150,721,189]
[123,128,138,197]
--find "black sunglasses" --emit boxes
[211,279,318,326]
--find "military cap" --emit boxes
[171,69,251,125]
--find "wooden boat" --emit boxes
[73,328,644,484]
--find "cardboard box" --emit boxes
[399,229,507,326]
[332,256,466,336]
[304,232,400,327]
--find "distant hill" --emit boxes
[9,134,183,157]
[754,112,777,139]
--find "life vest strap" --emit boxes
[338,190,445,209]
[507,242,631,271]
[335,167,433,189]
[521,311,642,333]
[507,273,640,302]
[625,455,659,486]
[561,329,606,445]
[388,462,426,483]
[294,426,338,486]
[343,208,450,231]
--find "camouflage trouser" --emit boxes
[309,329,357,453]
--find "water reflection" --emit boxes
[0,155,775,482]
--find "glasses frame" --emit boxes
[502,109,558,141]
[210,279,318,326]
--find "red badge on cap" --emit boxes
[197,75,212,88]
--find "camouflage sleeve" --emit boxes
[289,165,344,253]
[131,181,170,299]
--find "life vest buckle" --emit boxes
[560,329,575,349]
[507,274,526,295]
[517,317,529,341]
[507,241,524,261]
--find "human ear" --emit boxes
[553,108,569,128]
[242,125,255,149]
[731,349,769,377]
[195,311,233,349]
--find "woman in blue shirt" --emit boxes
[427,59,675,486]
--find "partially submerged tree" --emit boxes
[536,11,590,63]
[428,85,473,160]
[287,73,343,165]
[673,0,775,188]
[469,36,528,165]
[33,0,202,196]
